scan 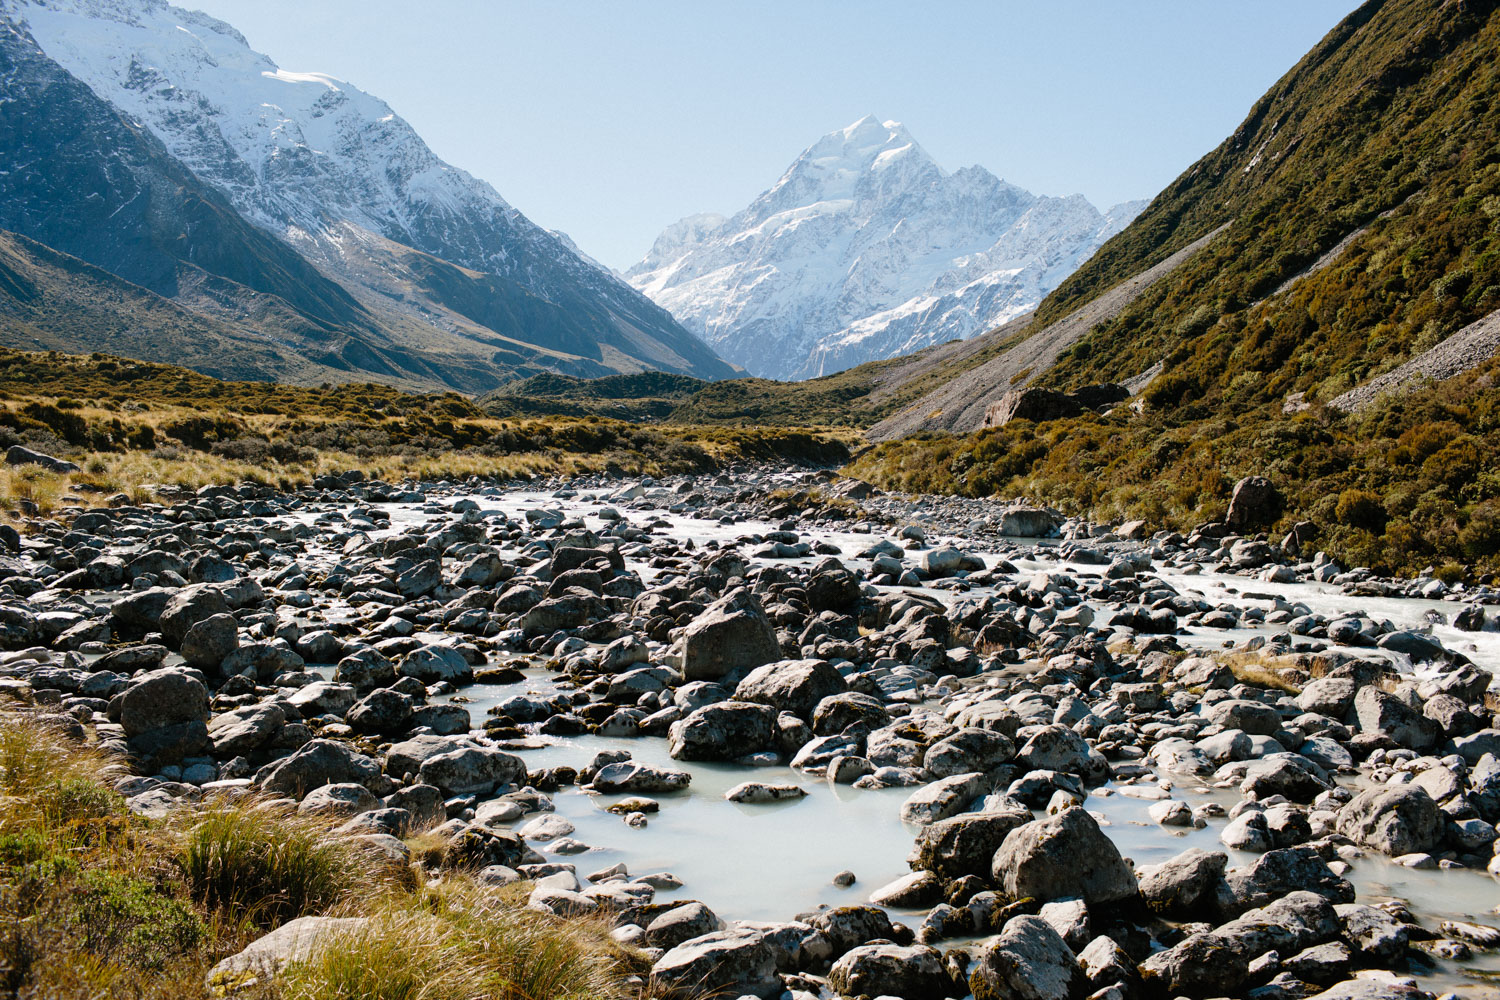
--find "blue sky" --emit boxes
[189,1,1362,270]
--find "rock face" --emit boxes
[678,590,781,682]
[991,807,1139,904]
[1336,785,1445,856]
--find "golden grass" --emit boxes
[0,710,645,1000]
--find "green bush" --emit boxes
[1335,489,1387,532]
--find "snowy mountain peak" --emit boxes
[627,118,1143,380]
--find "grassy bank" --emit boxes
[0,348,853,516]
[0,709,644,999]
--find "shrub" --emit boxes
[66,869,204,970]
[1335,489,1387,532]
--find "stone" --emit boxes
[346,688,413,734]
[297,782,379,819]
[1221,847,1355,917]
[923,727,1016,778]
[1352,686,1440,752]
[668,701,777,761]
[678,589,781,682]
[180,613,239,671]
[908,808,1033,881]
[119,668,210,737]
[725,781,806,803]
[970,915,1086,1000]
[591,760,691,795]
[830,943,951,1000]
[1137,847,1227,919]
[1333,904,1410,965]
[6,445,79,473]
[1204,698,1284,736]
[646,901,722,950]
[1296,677,1358,719]
[990,807,1138,905]
[208,702,287,758]
[651,926,781,1000]
[206,916,366,990]
[899,772,989,825]
[1139,931,1250,996]
[397,646,474,685]
[158,586,232,646]
[1336,785,1444,857]
[734,658,847,720]
[419,746,526,796]
[257,739,383,799]
[1226,476,1282,531]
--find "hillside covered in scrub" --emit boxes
[840,0,1500,577]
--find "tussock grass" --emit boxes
[0,710,645,999]
[179,804,371,928]
[1221,652,1309,695]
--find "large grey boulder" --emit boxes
[1296,677,1358,718]
[1219,847,1354,917]
[991,807,1138,904]
[158,585,232,646]
[899,772,989,825]
[1335,785,1444,856]
[418,746,525,796]
[969,915,1086,1000]
[208,702,288,758]
[908,808,1033,880]
[1015,725,1107,783]
[257,739,383,799]
[397,646,473,685]
[1136,848,1227,919]
[6,445,79,473]
[646,902,723,950]
[119,668,209,736]
[734,658,846,720]
[1138,931,1249,996]
[206,916,366,991]
[1202,698,1283,736]
[923,727,1016,778]
[180,613,239,671]
[1226,475,1281,531]
[668,701,777,761]
[677,589,781,682]
[1353,687,1440,751]
[829,944,950,1000]
[651,926,782,999]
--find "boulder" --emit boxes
[678,589,781,682]
[397,646,474,685]
[969,915,1086,1000]
[734,659,847,720]
[1352,687,1440,751]
[591,760,691,794]
[830,944,951,1000]
[923,727,1016,778]
[206,916,366,991]
[118,668,210,736]
[1226,476,1282,531]
[258,739,383,799]
[651,926,781,1000]
[668,702,777,761]
[991,807,1138,905]
[5,445,79,473]
[180,614,239,671]
[646,902,722,950]
[909,808,1033,881]
[419,746,525,796]
[1335,785,1444,856]
[1137,848,1227,919]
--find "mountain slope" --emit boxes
[627,116,1140,380]
[4,0,734,384]
[845,0,1500,577]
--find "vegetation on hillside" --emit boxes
[849,0,1500,578]
[0,710,644,999]
[0,348,851,515]
[480,371,708,421]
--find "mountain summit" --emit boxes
[628,116,1142,380]
[0,0,735,386]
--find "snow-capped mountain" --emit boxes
[1,0,734,384]
[628,116,1144,380]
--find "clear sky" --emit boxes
[188,1,1362,270]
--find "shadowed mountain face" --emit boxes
[0,0,735,388]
